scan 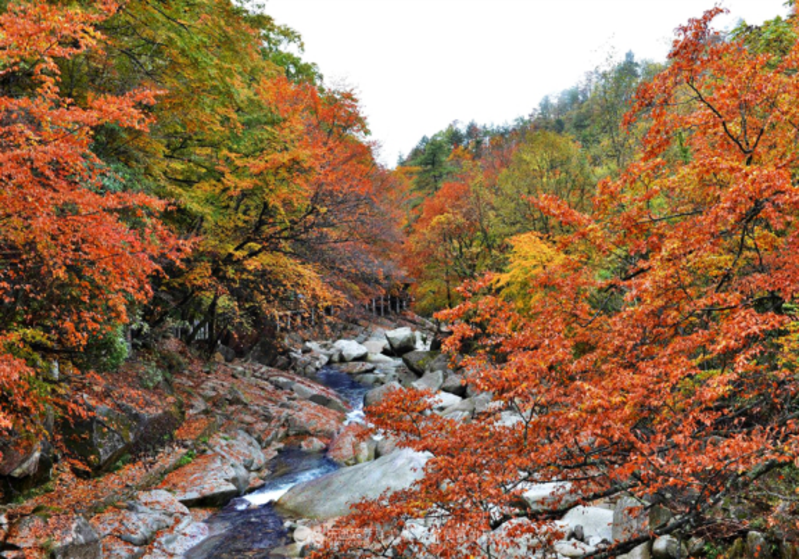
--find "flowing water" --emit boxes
[184,365,372,558]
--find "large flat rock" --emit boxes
[561,505,614,542]
[385,327,415,355]
[277,448,429,519]
[401,350,440,375]
[334,340,369,362]
[158,452,249,507]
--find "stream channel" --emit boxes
[184,366,373,558]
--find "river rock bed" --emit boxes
[0,321,714,559]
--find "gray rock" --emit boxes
[136,489,191,516]
[620,543,653,559]
[412,369,444,392]
[209,430,266,472]
[277,448,429,519]
[572,524,585,542]
[561,506,613,542]
[328,425,375,466]
[374,435,398,458]
[273,355,292,370]
[0,438,54,497]
[395,365,421,388]
[300,437,327,453]
[335,362,376,375]
[479,517,541,558]
[354,373,380,386]
[7,515,101,559]
[226,384,248,405]
[613,497,649,543]
[56,396,181,475]
[114,514,168,546]
[497,410,527,427]
[8,445,43,479]
[363,340,387,354]
[291,383,348,413]
[425,353,450,373]
[521,481,577,513]
[385,327,416,355]
[652,536,686,559]
[269,542,305,557]
[440,373,466,396]
[572,525,585,542]
[365,353,396,365]
[555,540,597,557]
[217,344,236,362]
[158,453,249,507]
[60,403,132,471]
[649,504,672,530]
[50,517,102,559]
[472,392,494,414]
[150,516,209,556]
[91,492,187,548]
[333,340,369,362]
[285,403,343,439]
[99,536,146,559]
[402,350,440,375]
[364,381,402,408]
[293,526,312,543]
[268,376,296,391]
[687,538,705,557]
[399,519,437,554]
[428,392,462,413]
[439,398,475,421]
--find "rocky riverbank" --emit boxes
[0,316,439,558]
[1,317,790,559]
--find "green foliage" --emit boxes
[155,348,187,377]
[72,326,129,374]
[703,542,723,559]
[12,482,56,505]
[176,449,196,468]
[532,51,661,177]
[110,454,132,472]
[493,129,593,238]
[732,14,797,59]
[400,53,662,316]
[139,360,166,390]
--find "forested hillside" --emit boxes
[0,0,402,451]
[1,0,799,558]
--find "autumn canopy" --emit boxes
[0,0,398,450]
[322,8,799,557]
[1,0,799,556]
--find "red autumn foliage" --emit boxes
[321,9,799,557]
[0,0,179,448]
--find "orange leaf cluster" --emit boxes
[323,9,799,557]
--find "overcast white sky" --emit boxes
[264,0,789,167]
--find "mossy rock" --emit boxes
[401,350,440,376]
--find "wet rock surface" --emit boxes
[4,515,101,559]
[277,448,431,519]
[159,452,250,507]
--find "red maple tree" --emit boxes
[322,9,799,557]
[0,0,178,447]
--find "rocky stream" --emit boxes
[0,323,747,559]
